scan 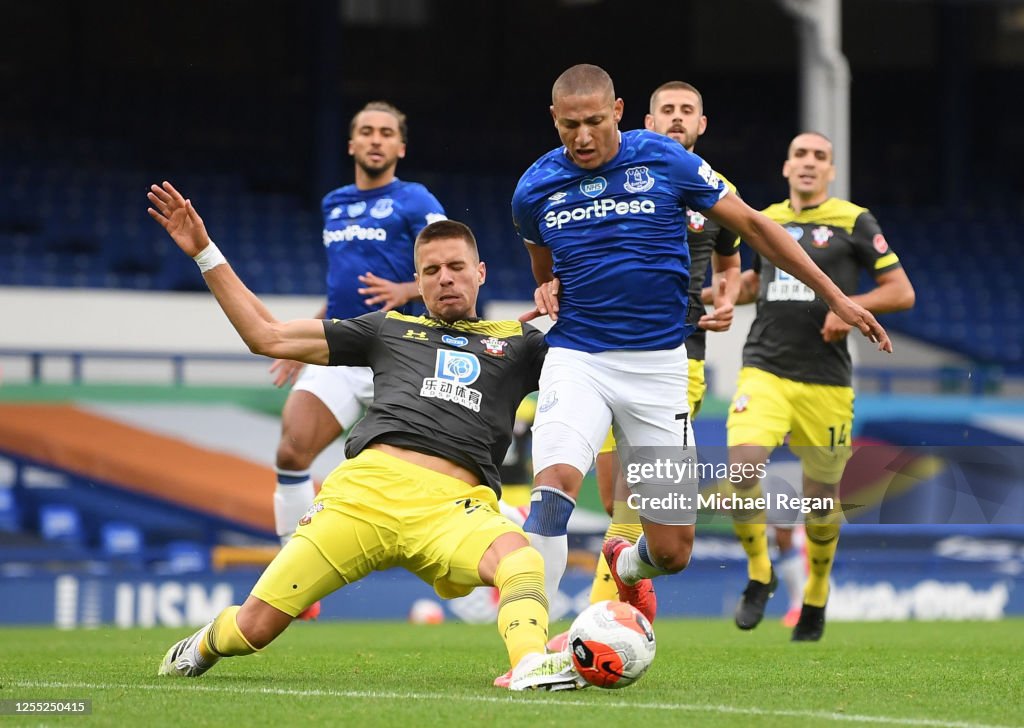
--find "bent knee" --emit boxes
[276,439,317,471]
[649,541,692,574]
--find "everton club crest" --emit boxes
[623,166,655,193]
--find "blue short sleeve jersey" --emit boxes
[512,130,728,352]
[321,178,446,319]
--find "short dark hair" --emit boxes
[414,220,479,266]
[649,81,704,114]
[552,64,615,104]
[789,131,834,160]
[349,101,408,143]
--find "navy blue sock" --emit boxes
[636,534,655,566]
[523,486,576,536]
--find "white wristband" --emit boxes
[193,240,227,273]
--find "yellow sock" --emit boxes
[804,522,840,607]
[729,483,771,583]
[590,508,643,604]
[202,605,257,660]
[494,547,549,668]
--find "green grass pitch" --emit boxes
[1,618,1021,727]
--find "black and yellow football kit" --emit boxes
[251,311,548,612]
[728,197,902,475]
[727,197,903,603]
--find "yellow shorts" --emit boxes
[599,358,706,454]
[726,366,854,483]
[251,449,524,616]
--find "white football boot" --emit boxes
[158,622,219,677]
[508,651,588,691]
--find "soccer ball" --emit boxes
[568,600,656,688]
[408,598,445,624]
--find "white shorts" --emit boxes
[532,344,692,477]
[292,364,374,430]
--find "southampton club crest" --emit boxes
[623,166,655,193]
[811,226,834,248]
[687,209,706,232]
[298,501,325,527]
[481,337,508,357]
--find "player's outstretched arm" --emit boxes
[147,181,330,365]
[519,242,560,321]
[705,194,892,352]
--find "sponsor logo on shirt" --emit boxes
[442,335,469,347]
[623,166,654,193]
[323,225,387,244]
[543,198,657,230]
[784,225,804,241]
[421,350,483,412]
[767,269,815,302]
[696,161,721,188]
[579,176,607,198]
[873,233,889,254]
[370,198,394,219]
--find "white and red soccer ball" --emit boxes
[568,600,656,688]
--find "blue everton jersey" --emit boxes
[512,129,728,352]
[321,178,446,319]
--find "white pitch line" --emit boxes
[10,680,1018,728]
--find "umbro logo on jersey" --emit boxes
[623,166,654,193]
[329,207,343,220]
[347,201,366,217]
[547,191,568,205]
[580,176,607,198]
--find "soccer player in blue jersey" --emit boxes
[269,102,446,619]
[511,64,892,626]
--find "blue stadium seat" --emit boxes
[39,504,84,547]
[100,522,145,567]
